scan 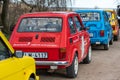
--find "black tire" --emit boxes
[104,44,109,50]
[66,54,79,78]
[83,46,92,64]
[29,78,35,80]
[109,38,113,45]
[114,35,119,41]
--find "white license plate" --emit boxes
[90,33,93,37]
[24,52,48,58]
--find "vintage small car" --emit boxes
[75,9,113,50]
[0,30,39,80]
[9,12,91,78]
[106,9,119,41]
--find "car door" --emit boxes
[104,12,113,41]
[0,37,24,80]
[73,15,87,60]
[68,16,80,60]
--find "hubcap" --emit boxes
[74,56,78,75]
[107,41,109,48]
[88,46,92,61]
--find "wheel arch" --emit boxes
[29,73,35,79]
[24,69,36,80]
[69,48,78,66]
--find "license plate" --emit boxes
[24,52,48,58]
[90,33,93,37]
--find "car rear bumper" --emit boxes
[90,38,108,44]
[36,61,69,66]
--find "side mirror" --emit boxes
[15,51,24,58]
[10,25,15,31]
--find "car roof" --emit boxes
[105,9,115,13]
[75,9,104,13]
[21,11,77,18]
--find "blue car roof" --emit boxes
[75,9,104,13]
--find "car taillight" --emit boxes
[100,30,104,37]
[112,25,115,30]
[59,48,66,60]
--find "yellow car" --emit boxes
[106,9,119,41]
[0,30,39,80]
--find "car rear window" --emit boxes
[18,17,62,32]
[79,12,100,21]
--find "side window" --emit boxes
[73,16,82,31]
[0,38,10,61]
[68,17,76,34]
[104,12,109,22]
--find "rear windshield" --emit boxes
[18,18,62,32]
[79,12,100,21]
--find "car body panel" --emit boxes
[0,31,39,80]
[75,9,113,45]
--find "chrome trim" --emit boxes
[36,61,69,66]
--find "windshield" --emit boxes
[18,18,62,32]
[0,38,10,61]
[79,12,100,21]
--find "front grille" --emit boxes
[40,37,55,42]
[19,37,32,42]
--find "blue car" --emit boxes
[75,9,113,50]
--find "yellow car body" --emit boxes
[0,31,39,80]
[106,9,119,41]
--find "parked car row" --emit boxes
[0,9,119,79]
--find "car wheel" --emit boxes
[109,38,113,45]
[114,35,119,41]
[29,78,35,80]
[83,46,92,64]
[104,41,109,50]
[66,54,78,78]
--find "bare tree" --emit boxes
[21,0,67,12]
[0,0,68,34]
[1,0,10,33]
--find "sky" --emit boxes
[68,0,120,9]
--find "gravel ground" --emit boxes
[37,38,120,80]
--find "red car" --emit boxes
[9,12,91,78]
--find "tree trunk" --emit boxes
[1,0,10,33]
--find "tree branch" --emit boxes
[21,0,37,8]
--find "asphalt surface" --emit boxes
[37,37,120,80]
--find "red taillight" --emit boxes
[100,30,104,37]
[112,25,115,30]
[59,48,66,60]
